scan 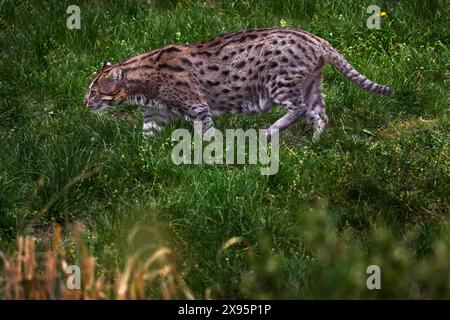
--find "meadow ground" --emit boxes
[0,0,449,299]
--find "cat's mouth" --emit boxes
[92,104,109,112]
[85,101,109,113]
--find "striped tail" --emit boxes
[323,46,393,95]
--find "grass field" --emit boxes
[0,0,449,299]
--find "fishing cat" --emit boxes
[84,28,392,140]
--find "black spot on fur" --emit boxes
[236,61,246,69]
[155,46,181,61]
[175,81,189,87]
[207,80,220,86]
[207,40,221,48]
[269,61,279,68]
[207,65,220,71]
[164,47,181,53]
[197,51,213,57]
[181,58,192,66]
[158,63,185,72]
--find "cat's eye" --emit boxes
[89,90,97,99]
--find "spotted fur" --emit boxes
[84,28,392,139]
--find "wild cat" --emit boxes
[84,28,392,140]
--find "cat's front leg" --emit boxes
[141,108,173,137]
[142,120,161,137]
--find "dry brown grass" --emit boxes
[0,224,194,300]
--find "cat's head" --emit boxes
[84,60,127,112]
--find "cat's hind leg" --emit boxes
[266,97,307,139]
[303,67,328,141]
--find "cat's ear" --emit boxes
[108,67,124,81]
[102,60,111,68]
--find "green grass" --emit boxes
[0,0,449,299]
